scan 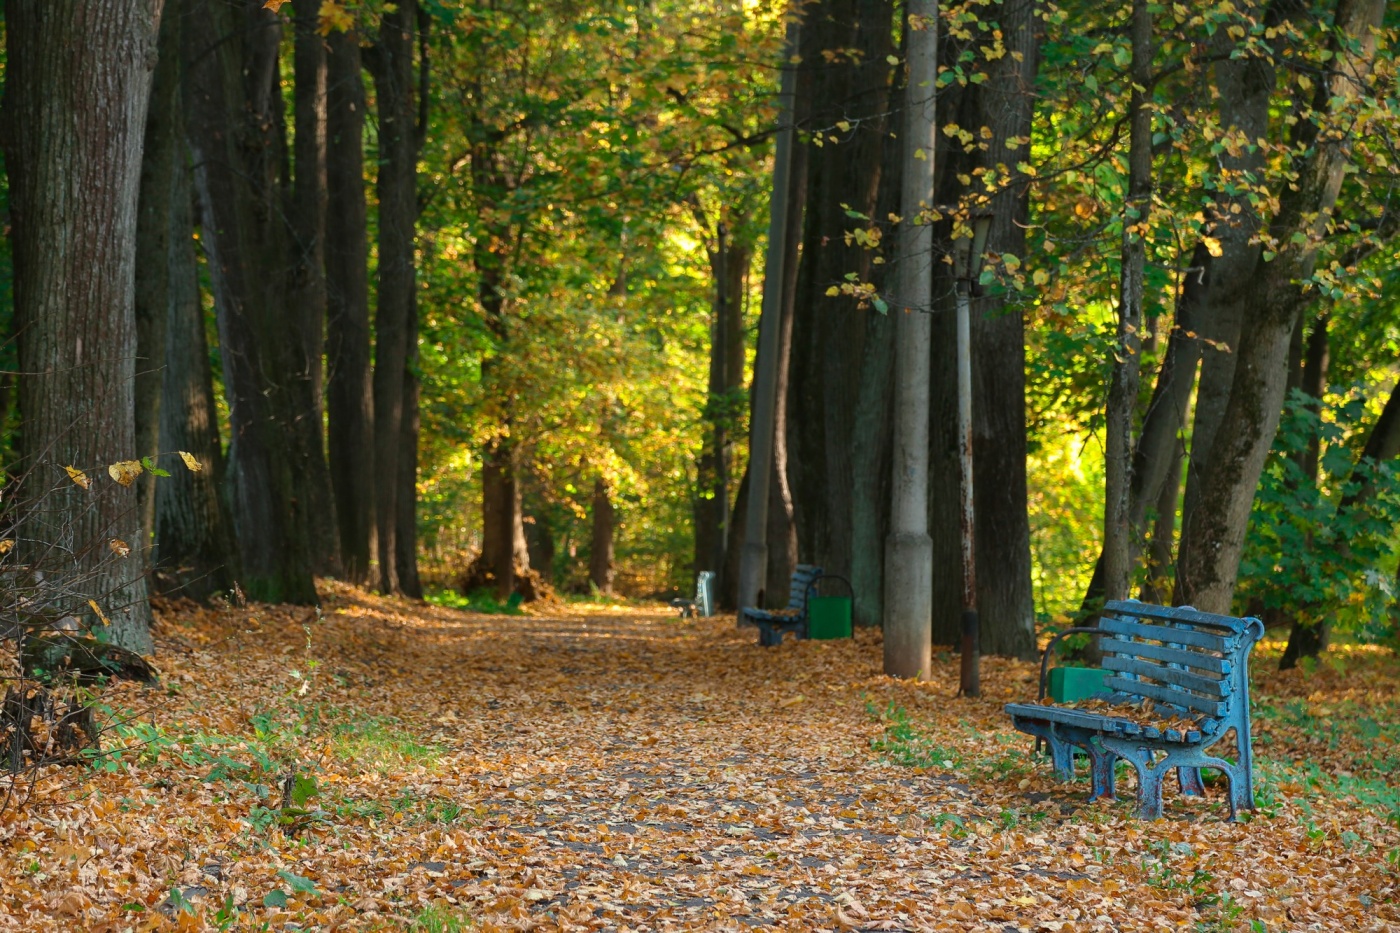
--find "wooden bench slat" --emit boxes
[1101,655,1229,697]
[1102,676,1226,717]
[1103,600,1260,635]
[1101,637,1231,674]
[1099,616,1231,652]
[786,565,823,610]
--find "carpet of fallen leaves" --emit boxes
[2,583,1399,931]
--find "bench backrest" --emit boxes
[788,564,823,611]
[1099,600,1263,734]
[695,571,715,617]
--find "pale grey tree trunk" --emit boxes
[883,0,936,680]
[738,19,799,616]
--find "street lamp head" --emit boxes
[952,213,994,286]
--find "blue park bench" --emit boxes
[1005,599,1264,821]
[741,564,827,646]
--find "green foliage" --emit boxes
[412,0,784,593]
[1238,387,1400,640]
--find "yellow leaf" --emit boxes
[108,460,144,487]
[88,600,111,627]
[109,538,131,558]
[64,465,91,489]
[825,286,841,297]
[1203,236,1223,257]
[318,0,355,34]
[179,451,204,473]
[0,539,13,555]
[1032,269,1050,286]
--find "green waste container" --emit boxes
[806,574,854,639]
[1048,666,1109,703]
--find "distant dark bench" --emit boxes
[741,564,823,646]
[1005,599,1264,820]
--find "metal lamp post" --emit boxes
[952,214,992,698]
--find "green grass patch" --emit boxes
[329,716,443,772]
[425,587,525,615]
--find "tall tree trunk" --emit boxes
[589,478,615,595]
[395,292,423,599]
[927,0,1038,659]
[480,438,528,598]
[1139,435,1185,604]
[1175,0,1387,613]
[737,18,801,615]
[1080,0,1306,613]
[368,0,419,594]
[787,0,896,589]
[1178,1,1301,543]
[698,223,748,583]
[325,28,376,585]
[525,505,555,584]
[2,0,163,652]
[882,0,935,679]
[183,0,317,604]
[765,119,806,608]
[133,2,183,552]
[1279,314,1331,669]
[1102,0,1152,607]
[155,166,240,601]
[289,0,339,576]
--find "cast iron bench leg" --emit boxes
[1086,737,1116,802]
[1178,766,1205,797]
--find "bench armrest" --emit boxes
[1038,626,1105,700]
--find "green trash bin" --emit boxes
[1047,666,1109,703]
[806,575,854,640]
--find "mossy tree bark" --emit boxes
[2,0,164,652]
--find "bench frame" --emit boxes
[741,564,828,646]
[1006,600,1264,821]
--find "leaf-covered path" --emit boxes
[3,585,1399,930]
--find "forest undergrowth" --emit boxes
[0,584,1397,931]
